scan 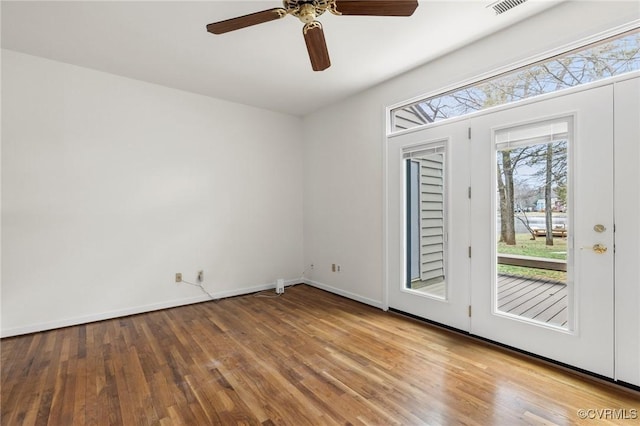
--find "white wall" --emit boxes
[1,50,303,337]
[302,0,639,305]
[303,94,387,307]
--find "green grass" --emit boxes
[497,265,566,282]
[497,233,567,282]
[497,233,567,259]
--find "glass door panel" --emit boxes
[405,150,446,298]
[495,118,570,329]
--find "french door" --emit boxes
[470,85,614,377]
[386,118,471,331]
[386,84,615,377]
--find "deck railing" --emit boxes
[497,254,567,272]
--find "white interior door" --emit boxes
[469,85,615,377]
[386,119,470,331]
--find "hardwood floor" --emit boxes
[1,284,637,425]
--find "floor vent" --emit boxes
[490,0,528,15]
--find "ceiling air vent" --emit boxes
[490,0,528,15]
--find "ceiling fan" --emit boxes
[206,0,419,71]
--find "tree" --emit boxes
[497,151,515,244]
[544,143,554,246]
[514,181,539,240]
[496,139,567,245]
[522,140,568,246]
[496,147,536,244]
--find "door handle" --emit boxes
[580,243,607,254]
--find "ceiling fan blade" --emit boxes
[334,0,418,16]
[303,22,331,72]
[206,8,287,34]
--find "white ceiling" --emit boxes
[1,0,563,116]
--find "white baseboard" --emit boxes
[302,278,384,310]
[1,278,302,338]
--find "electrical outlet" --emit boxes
[197,270,204,282]
[337,265,341,272]
[310,264,314,270]
[175,273,182,282]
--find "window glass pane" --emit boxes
[407,160,421,282]
[495,119,570,329]
[405,148,446,299]
[391,29,639,133]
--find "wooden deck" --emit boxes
[411,279,446,298]
[497,274,567,327]
[415,275,568,327]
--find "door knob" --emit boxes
[580,243,607,254]
[592,244,607,254]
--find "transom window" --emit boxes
[390,28,639,133]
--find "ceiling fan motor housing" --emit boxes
[284,0,336,23]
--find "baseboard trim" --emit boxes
[1,279,300,338]
[303,278,384,309]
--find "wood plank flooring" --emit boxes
[2,284,637,425]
